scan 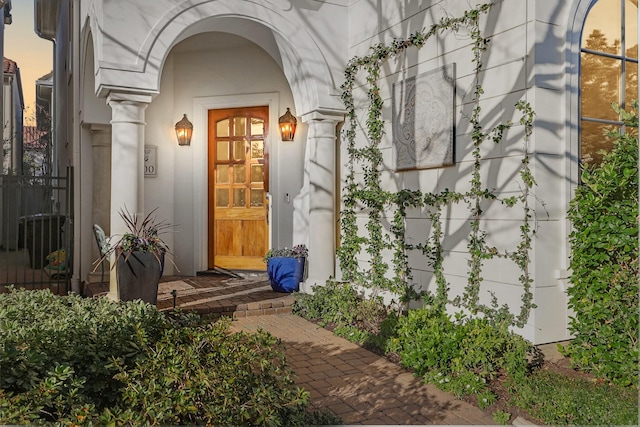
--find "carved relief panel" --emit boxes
[392,64,455,171]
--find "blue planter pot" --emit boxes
[267,257,305,293]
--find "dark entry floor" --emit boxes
[84,271,296,318]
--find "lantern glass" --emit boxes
[175,114,193,146]
[278,108,297,141]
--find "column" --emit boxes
[89,124,111,279]
[302,112,342,289]
[90,125,112,233]
[106,92,152,299]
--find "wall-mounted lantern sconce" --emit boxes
[278,108,297,141]
[175,114,193,146]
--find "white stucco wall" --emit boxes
[68,0,593,344]
[343,0,581,344]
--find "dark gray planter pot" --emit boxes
[116,251,163,304]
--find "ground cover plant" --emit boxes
[509,367,639,425]
[0,288,340,426]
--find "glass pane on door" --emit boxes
[233,188,246,207]
[234,140,246,161]
[251,140,264,159]
[251,118,264,136]
[233,165,246,183]
[217,119,230,138]
[217,141,229,161]
[234,117,246,136]
[216,188,229,207]
[250,165,263,183]
[217,165,229,184]
[251,189,264,207]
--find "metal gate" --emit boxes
[0,171,72,294]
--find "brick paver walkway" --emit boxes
[231,314,497,425]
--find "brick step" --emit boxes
[82,274,298,319]
[161,293,296,319]
[232,295,296,318]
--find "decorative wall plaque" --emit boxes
[392,64,455,171]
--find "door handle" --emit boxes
[266,193,270,225]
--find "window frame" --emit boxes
[578,0,638,166]
[564,0,638,274]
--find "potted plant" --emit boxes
[95,207,173,304]
[264,244,308,293]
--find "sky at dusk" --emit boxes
[4,1,53,123]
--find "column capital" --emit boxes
[301,108,345,123]
[88,124,112,148]
[107,92,151,126]
[88,123,111,134]
[106,91,154,106]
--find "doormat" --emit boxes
[196,267,243,279]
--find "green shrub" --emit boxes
[459,317,534,381]
[293,280,364,327]
[510,369,639,425]
[387,306,534,392]
[565,101,639,386]
[0,289,340,426]
[293,281,391,346]
[109,319,337,426]
[388,307,533,377]
[386,306,462,375]
[0,288,167,415]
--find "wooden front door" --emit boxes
[208,106,269,270]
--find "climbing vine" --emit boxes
[336,2,539,328]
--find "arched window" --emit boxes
[580,0,638,166]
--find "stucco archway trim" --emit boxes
[565,0,597,190]
[93,0,344,115]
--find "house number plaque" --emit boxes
[144,145,157,177]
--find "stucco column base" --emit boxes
[297,111,343,292]
[106,92,152,300]
[302,210,337,293]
